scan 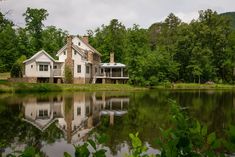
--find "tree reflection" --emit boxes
[0,90,235,156]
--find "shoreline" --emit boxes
[153,83,235,89]
[1,81,235,94]
[0,81,147,93]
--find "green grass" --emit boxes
[2,81,234,94]
[0,72,10,80]
[0,81,146,93]
[154,83,235,89]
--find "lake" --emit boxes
[0,89,235,157]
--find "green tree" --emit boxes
[16,28,34,57]
[23,7,49,51]
[10,55,27,78]
[42,26,67,57]
[126,24,150,85]
[197,9,232,82]
[0,12,18,72]
[89,19,126,63]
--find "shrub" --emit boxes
[64,65,73,84]
[10,55,26,78]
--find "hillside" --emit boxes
[220,12,235,29]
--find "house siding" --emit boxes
[24,53,54,78]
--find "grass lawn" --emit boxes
[0,81,147,93]
[0,72,10,80]
[154,83,235,89]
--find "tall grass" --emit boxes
[0,82,145,93]
[0,72,10,80]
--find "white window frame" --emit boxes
[39,64,49,71]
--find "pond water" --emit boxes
[0,89,235,157]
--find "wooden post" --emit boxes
[102,78,105,84]
[110,68,112,77]
[109,112,114,125]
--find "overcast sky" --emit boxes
[0,0,235,35]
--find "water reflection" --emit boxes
[22,93,129,144]
[1,90,235,156]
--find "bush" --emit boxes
[64,65,73,84]
[149,76,159,86]
[10,55,26,78]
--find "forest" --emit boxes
[1,8,235,86]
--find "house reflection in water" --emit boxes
[22,93,129,144]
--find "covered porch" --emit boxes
[95,63,129,84]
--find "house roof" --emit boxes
[23,50,56,63]
[79,37,102,56]
[100,63,126,68]
[55,44,86,58]
[22,117,58,132]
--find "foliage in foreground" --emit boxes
[64,103,235,157]
[64,133,108,157]
[6,146,41,157]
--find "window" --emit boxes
[54,65,57,69]
[31,65,33,68]
[86,106,89,116]
[78,42,81,46]
[77,65,81,73]
[39,110,48,117]
[77,107,81,115]
[86,65,90,74]
[39,65,49,71]
[64,51,66,55]
[95,67,97,73]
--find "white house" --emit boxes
[23,35,128,84]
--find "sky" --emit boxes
[0,0,235,35]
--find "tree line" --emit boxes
[1,8,235,85]
[0,8,67,73]
[89,10,235,85]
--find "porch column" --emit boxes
[121,68,123,77]
[121,100,123,110]
[102,78,106,84]
[103,68,106,77]
[109,112,114,125]
[57,78,61,84]
[49,77,53,83]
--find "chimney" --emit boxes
[65,35,74,82]
[66,35,73,60]
[110,52,115,63]
[82,36,89,44]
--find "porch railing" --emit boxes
[53,69,62,76]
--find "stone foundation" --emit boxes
[101,78,128,84]
[73,77,85,84]
[9,77,37,83]
[85,78,91,84]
